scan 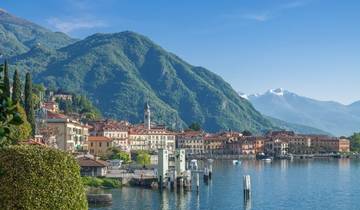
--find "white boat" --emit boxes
[232,160,241,165]
[263,158,272,162]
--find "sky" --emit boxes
[2,0,360,104]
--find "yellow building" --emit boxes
[87,136,113,156]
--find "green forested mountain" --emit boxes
[0,9,75,57]
[1,10,330,134]
[9,30,275,133]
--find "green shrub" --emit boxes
[82,176,103,187]
[82,177,121,188]
[102,178,121,188]
[0,145,88,210]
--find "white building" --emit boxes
[128,103,176,153]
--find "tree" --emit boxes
[189,122,201,131]
[0,145,88,209]
[32,84,45,109]
[349,133,360,152]
[111,151,130,163]
[24,72,35,136]
[8,103,31,143]
[0,63,23,147]
[12,70,22,104]
[3,60,10,98]
[104,147,131,163]
[136,151,151,166]
[242,130,253,136]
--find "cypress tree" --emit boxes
[3,60,10,98]
[24,72,35,136]
[12,70,22,104]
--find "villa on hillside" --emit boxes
[46,111,90,152]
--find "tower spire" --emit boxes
[144,101,151,130]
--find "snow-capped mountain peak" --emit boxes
[238,92,249,100]
[268,88,285,96]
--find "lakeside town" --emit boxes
[33,90,351,170]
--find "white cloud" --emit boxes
[280,1,307,9]
[223,1,309,23]
[242,13,271,22]
[47,17,106,34]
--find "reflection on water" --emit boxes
[244,197,252,210]
[90,159,360,210]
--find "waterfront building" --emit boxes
[128,103,176,153]
[204,133,228,155]
[268,132,311,154]
[89,119,130,151]
[77,156,109,177]
[338,138,351,152]
[267,131,350,154]
[254,138,266,153]
[204,131,243,155]
[309,135,350,153]
[87,136,113,156]
[176,130,205,155]
[46,111,89,152]
[225,136,265,155]
[129,124,176,153]
[265,138,289,157]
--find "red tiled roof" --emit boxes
[47,111,67,119]
[22,140,46,146]
[77,157,108,167]
[89,119,130,132]
[88,136,112,142]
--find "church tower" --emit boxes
[144,102,151,130]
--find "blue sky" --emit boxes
[2,0,360,104]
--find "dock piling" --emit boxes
[196,173,200,193]
[243,175,251,200]
[203,167,209,183]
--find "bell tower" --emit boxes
[144,102,151,130]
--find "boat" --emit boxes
[262,158,272,162]
[256,153,273,161]
[232,160,241,165]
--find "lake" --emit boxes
[90,159,360,210]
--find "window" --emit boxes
[90,142,93,147]
[107,142,110,147]
[99,143,102,147]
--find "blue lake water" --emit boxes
[90,159,360,210]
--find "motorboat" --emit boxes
[262,158,272,162]
[256,153,273,161]
[232,160,241,165]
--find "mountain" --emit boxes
[349,101,360,114]
[266,116,331,136]
[0,9,76,57]
[246,88,360,136]
[8,28,275,133]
